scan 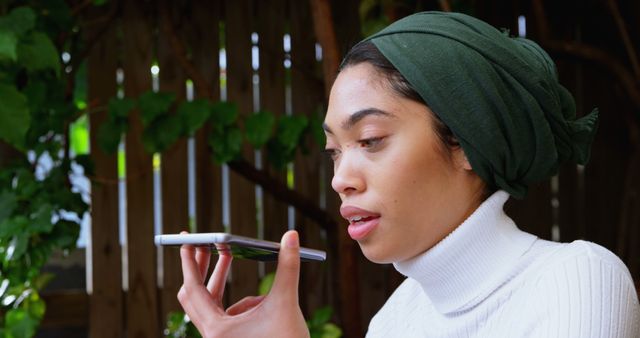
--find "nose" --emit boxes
[331,153,365,196]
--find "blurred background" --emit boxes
[0,0,638,337]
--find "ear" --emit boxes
[461,152,473,171]
[453,147,473,171]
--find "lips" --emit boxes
[340,206,381,240]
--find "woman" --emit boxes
[178,11,640,337]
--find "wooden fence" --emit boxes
[38,1,639,338]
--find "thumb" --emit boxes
[269,230,301,302]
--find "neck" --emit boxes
[393,191,537,314]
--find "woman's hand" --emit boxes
[177,230,310,338]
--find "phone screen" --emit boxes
[212,243,279,261]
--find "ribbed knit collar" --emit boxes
[393,191,537,314]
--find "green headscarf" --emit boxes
[362,11,598,199]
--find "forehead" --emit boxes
[324,63,424,126]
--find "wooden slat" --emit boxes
[289,0,328,317]
[158,0,189,323]
[225,0,260,303]
[187,0,226,304]
[41,290,89,329]
[190,0,223,235]
[257,0,288,248]
[256,0,287,295]
[581,63,628,252]
[85,4,123,337]
[121,1,159,336]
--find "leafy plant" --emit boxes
[0,2,89,337]
[1,1,326,336]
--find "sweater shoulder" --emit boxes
[534,239,633,282]
[523,240,640,337]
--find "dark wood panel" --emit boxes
[190,0,223,235]
[225,0,260,304]
[122,1,160,336]
[505,180,553,240]
[85,3,123,337]
[290,0,328,318]
[41,290,89,329]
[158,0,189,323]
[258,0,289,251]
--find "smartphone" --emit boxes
[154,233,326,262]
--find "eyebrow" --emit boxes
[322,108,395,134]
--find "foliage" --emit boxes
[307,306,342,338]
[94,90,321,170]
[164,272,342,338]
[0,2,89,337]
[0,1,325,336]
[164,311,201,338]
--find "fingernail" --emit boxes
[283,231,299,249]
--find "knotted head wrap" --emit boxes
[360,11,598,199]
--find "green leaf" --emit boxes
[0,84,30,150]
[25,290,46,319]
[5,308,38,338]
[58,188,88,216]
[320,323,342,338]
[177,99,212,136]
[311,306,333,326]
[0,30,18,61]
[97,120,123,154]
[0,7,37,36]
[17,32,61,77]
[209,127,243,164]
[0,190,17,224]
[32,272,55,290]
[74,154,95,176]
[210,101,238,126]
[27,203,54,233]
[137,91,175,126]
[0,216,27,239]
[258,272,275,296]
[48,220,80,250]
[142,115,182,153]
[245,111,275,148]
[9,233,29,262]
[309,113,326,148]
[23,80,46,114]
[108,97,136,119]
[70,116,89,155]
[277,115,308,153]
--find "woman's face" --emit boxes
[324,63,484,263]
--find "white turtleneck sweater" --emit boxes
[367,191,640,337]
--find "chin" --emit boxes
[358,242,396,264]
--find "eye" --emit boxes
[322,148,340,161]
[358,137,384,149]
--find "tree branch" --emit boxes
[543,40,640,108]
[605,0,640,81]
[309,0,341,100]
[532,0,640,109]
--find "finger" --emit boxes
[180,243,206,285]
[178,245,223,321]
[225,295,266,316]
[195,246,211,280]
[206,252,233,304]
[269,230,301,303]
